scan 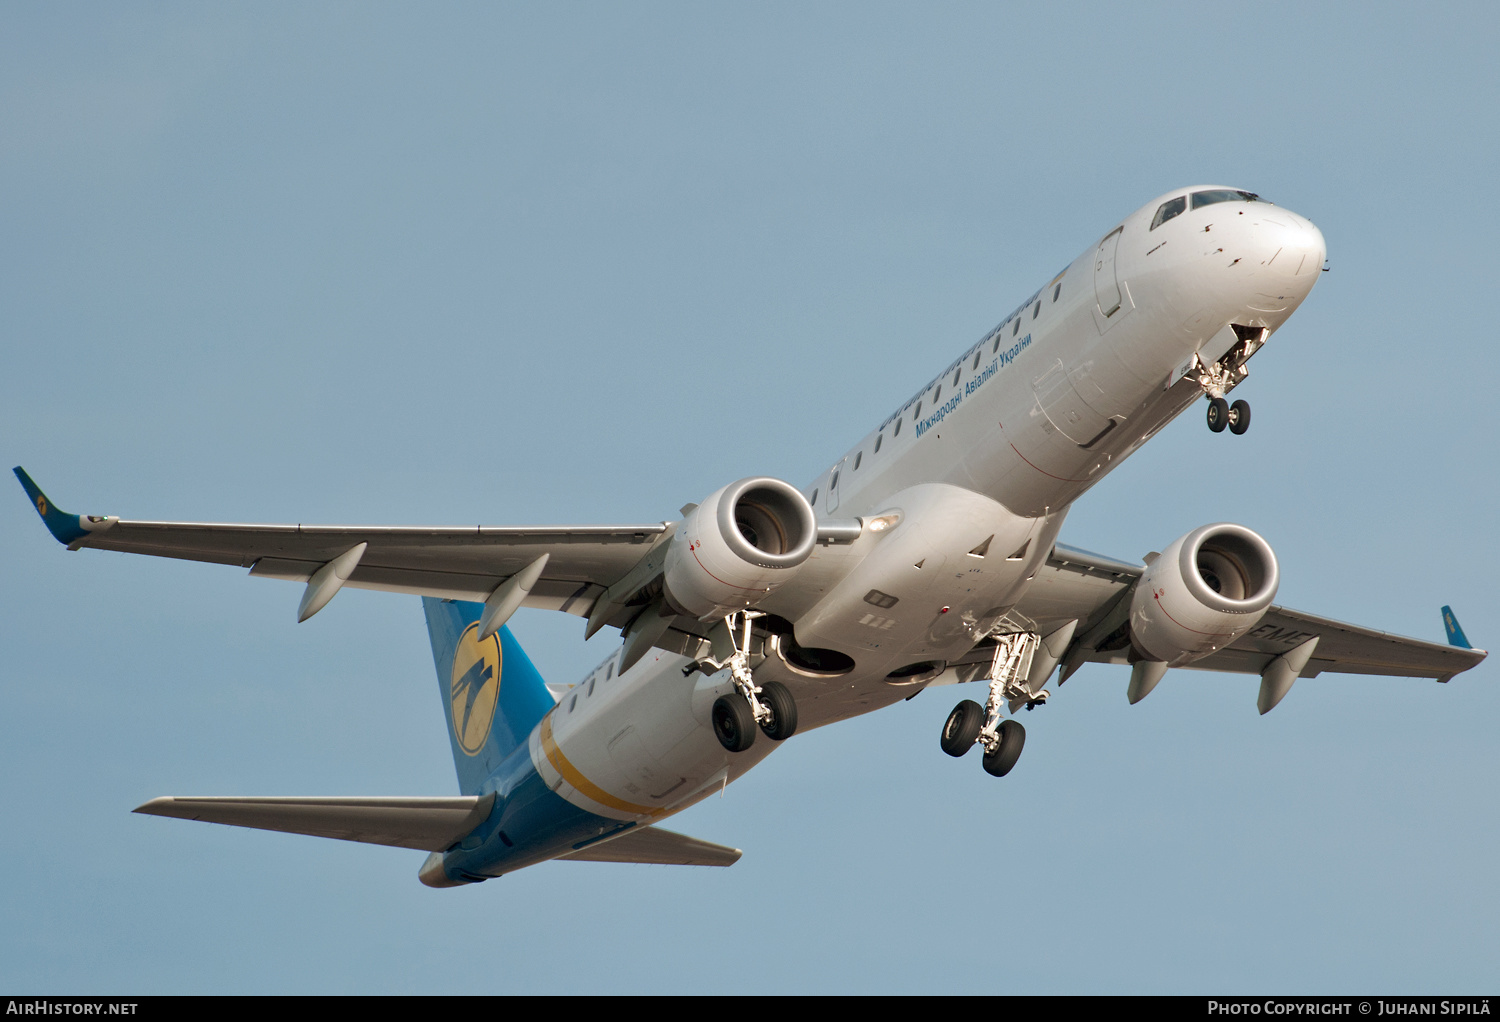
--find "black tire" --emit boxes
[1206,397,1229,433]
[712,694,756,753]
[1229,399,1251,435]
[757,681,798,741]
[981,719,1026,777]
[940,700,985,757]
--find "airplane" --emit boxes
[15,185,1486,887]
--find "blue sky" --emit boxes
[3,2,1497,994]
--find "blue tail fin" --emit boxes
[421,597,556,795]
[1441,605,1473,649]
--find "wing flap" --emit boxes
[134,794,496,852]
[557,826,742,867]
[247,556,605,611]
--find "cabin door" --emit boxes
[1093,227,1123,319]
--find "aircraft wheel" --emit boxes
[1229,399,1251,435]
[757,681,798,741]
[712,694,757,753]
[940,699,985,757]
[981,719,1026,777]
[1206,397,1229,433]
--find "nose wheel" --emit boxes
[1207,397,1251,434]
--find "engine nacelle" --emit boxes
[662,477,818,620]
[1129,523,1279,666]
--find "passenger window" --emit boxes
[874,434,883,453]
[993,335,1001,353]
[913,401,922,420]
[1032,301,1040,319]
[854,451,862,470]
[606,663,614,680]
[587,677,595,697]
[952,367,961,386]
[569,693,577,713]
[811,488,819,505]
[1053,283,1061,302]
[933,385,941,403]
[1192,189,1258,209]
[1013,319,1020,337]
[893,418,902,436]
[972,351,981,370]
[829,471,839,491]
[1151,195,1187,229]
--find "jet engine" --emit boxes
[1129,523,1279,666]
[662,477,818,620]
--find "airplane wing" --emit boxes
[987,543,1487,685]
[16,466,667,625]
[133,795,498,852]
[15,468,859,642]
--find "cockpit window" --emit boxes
[1151,196,1186,230]
[1191,189,1259,209]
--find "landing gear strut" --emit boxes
[938,632,1039,776]
[699,611,798,752]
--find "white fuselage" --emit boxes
[529,187,1326,834]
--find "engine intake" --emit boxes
[1129,523,1279,666]
[663,477,817,620]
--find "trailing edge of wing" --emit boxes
[557,826,742,867]
[134,794,496,852]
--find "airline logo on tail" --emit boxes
[450,623,502,755]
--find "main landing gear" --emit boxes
[700,611,799,753]
[939,632,1039,778]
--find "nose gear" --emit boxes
[1191,326,1266,435]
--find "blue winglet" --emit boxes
[1441,606,1473,650]
[13,467,89,545]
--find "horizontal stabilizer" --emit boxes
[558,826,742,867]
[134,794,495,852]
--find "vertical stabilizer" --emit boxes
[421,597,555,795]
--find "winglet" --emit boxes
[13,467,89,546]
[1441,606,1473,650]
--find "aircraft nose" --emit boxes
[1249,208,1325,286]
